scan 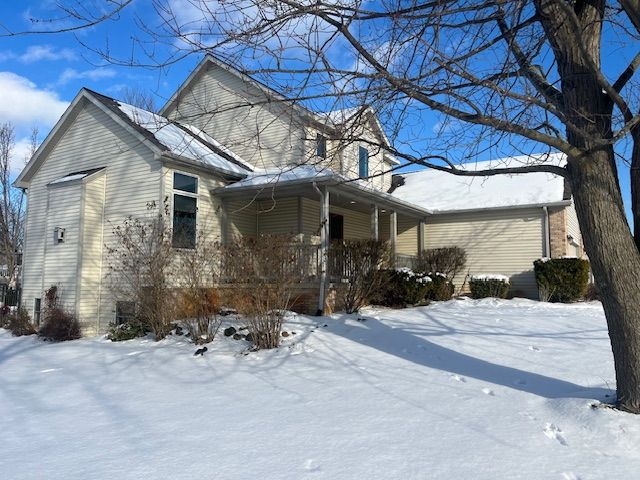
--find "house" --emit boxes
[14,56,430,334]
[390,155,585,297]
[15,55,584,334]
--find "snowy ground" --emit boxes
[1,298,639,480]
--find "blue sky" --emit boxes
[0,1,635,224]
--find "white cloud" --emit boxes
[57,67,117,85]
[19,45,77,63]
[0,72,68,127]
[0,45,77,64]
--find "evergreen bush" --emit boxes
[533,257,590,303]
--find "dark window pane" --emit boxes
[359,146,369,178]
[173,194,197,249]
[174,172,198,193]
[316,134,326,158]
[115,301,136,325]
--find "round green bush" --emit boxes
[533,258,590,303]
[469,276,510,299]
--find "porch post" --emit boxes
[371,204,379,241]
[418,219,425,254]
[317,186,330,315]
[390,210,397,267]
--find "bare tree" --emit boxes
[10,0,640,412]
[0,123,26,291]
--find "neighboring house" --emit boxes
[391,154,585,297]
[15,56,429,334]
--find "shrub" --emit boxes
[427,273,455,301]
[415,247,467,279]
[329,239,390,313]
[533,257,590,303]
[220,235,303,349]
[179,288,222,345]
[6,308,36,336]
[375,268,431,307]
[106,318,148,341]
[38,286,81,341]
[469,275,510,299]
[106,201,177,340]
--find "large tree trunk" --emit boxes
[569,151,640,412]
[631,128,640,249]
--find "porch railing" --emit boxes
[220,242,419,283]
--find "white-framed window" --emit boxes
[172,171,198,249]
[316,134,327,159]
[34,298,41,325]
[358,146,369,178]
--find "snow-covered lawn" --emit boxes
[1,298,639,479]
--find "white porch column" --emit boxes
[418,219,426,254]
[390,210,397,267]
[317,186,330,314]
[371,204,379,241]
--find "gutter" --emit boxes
[543,206,551,257]
[427,200,572,216]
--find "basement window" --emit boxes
[115,301,136,325]
[34,298,41,326]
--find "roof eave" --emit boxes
[162,153,247,181]
[427,199,572,215]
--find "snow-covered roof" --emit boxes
[48,168,104,185]
[224,165,339,190]
[392,153,568,213]
[116,102,251,177]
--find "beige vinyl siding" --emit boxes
[78,173,106,332]
[301,197,321,237]
[299,197,375,240]
[227,199,257,238]
[425,208,545,298]
[43,183,83,313]
[397,215,419,255]
[257,197,299,235]
[165,64,306,170]
[21,99,161,333]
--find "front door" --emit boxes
[329,213,344,241]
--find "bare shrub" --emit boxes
[106,201,177,340]
[220,235,303,349]
[175,233,223,344]
[6,308,36,336]
[416,247,467,279]
[38,286,81,341]
[329,240,390,313]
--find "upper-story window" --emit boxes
[316,134,327,159]
[358,146,369,178]
[172,172,198,249]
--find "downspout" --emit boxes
[313,182,327,316]
[543,206,551,257]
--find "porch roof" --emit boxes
[213,165,430,218]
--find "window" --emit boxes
[115,301,136,325]
[172,172,198,249]
[358,146,369,178]
[329,213,344,241]
[316,134,327,159]
[34,298,41,326]
[174,172,198,193]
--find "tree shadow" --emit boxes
[330,314,613,401]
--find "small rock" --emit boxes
[291,331,297,335]
[232,333,243,340]
[281,331,289,337]
[323,324,328,328]
[174,326,184,335]
[223,326,237,337]
[245,332,254,342]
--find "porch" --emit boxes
[213,171,430,313]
